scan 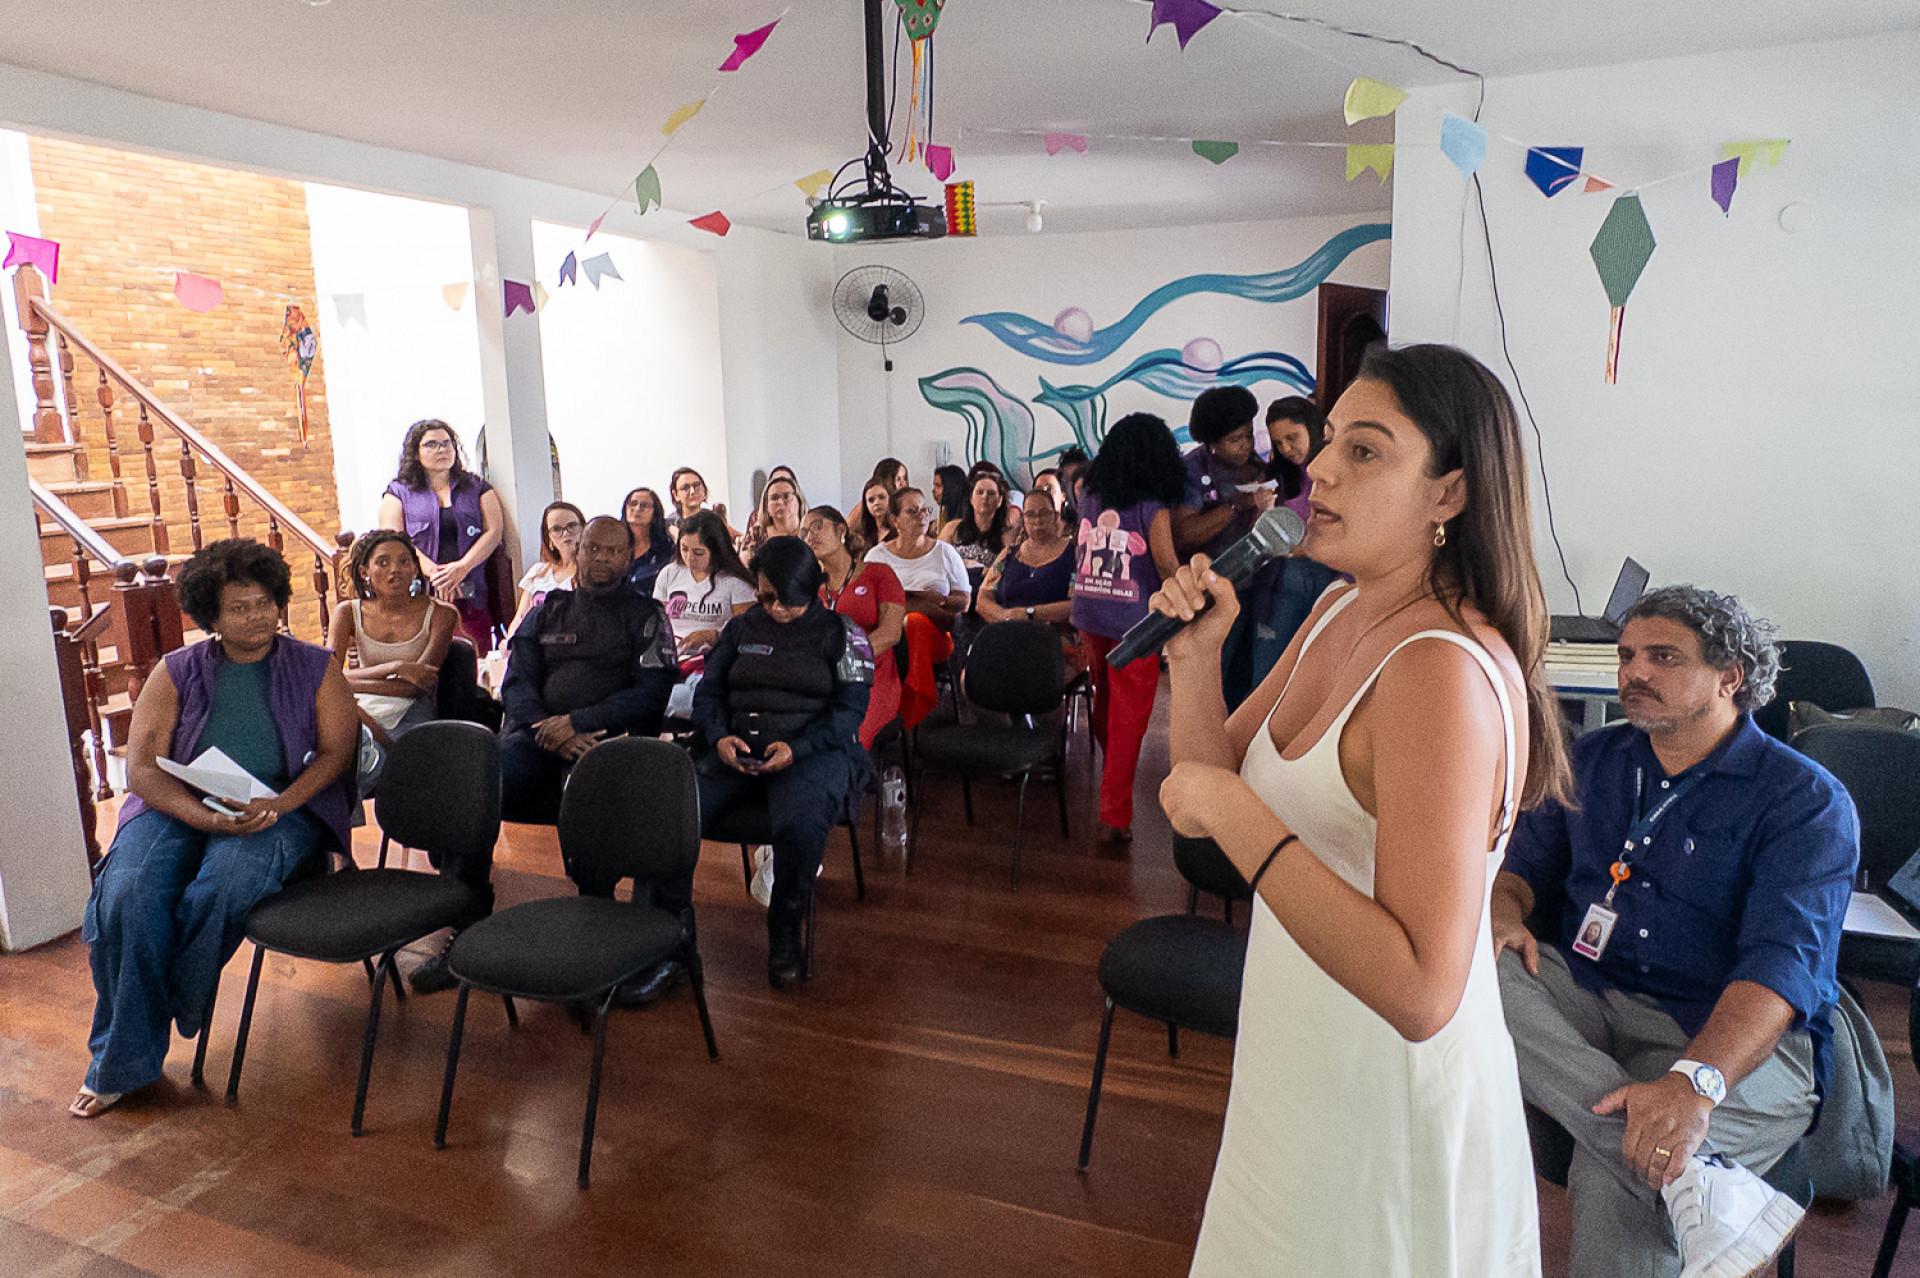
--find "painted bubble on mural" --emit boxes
[1181,337,1223,371]
[1053,307,1094,344]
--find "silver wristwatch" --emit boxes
[1670,1059,1726,1106]
[1025,605,1036,621]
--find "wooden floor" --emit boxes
[3,694,1916,1277]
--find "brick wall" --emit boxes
[28,136,343,636]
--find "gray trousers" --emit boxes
[1498,945,1815,1278]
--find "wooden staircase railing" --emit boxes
[15,263,353,643]
[31,477,129,801]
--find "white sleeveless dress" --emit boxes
[1190,588,1541,1278]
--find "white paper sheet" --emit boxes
[1844,891,1920,941]
[156,747,279,802]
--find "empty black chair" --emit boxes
[711,781,866,981]
[911,620,1069,886]
[214,721,501,1135]
[1797,723,1920,987]
[434,637,484,725]
[433,736,718,1189]
[1754,640,1875,742]
[1175,835,1253,923]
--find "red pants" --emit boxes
[1080,631,1161,829]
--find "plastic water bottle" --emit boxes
[880,766,908,858]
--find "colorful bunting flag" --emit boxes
[532,281,551,312]
[894,0,945,42]
[1192,140,1238,165]
[944,182,976,237]
[332,293,368,329]
[1710,158,1739,215]
[1439,114,1485,178]
[1589,194,1656,384]
[442,282,470,311]
[925,144,955,182]
[1345,144,1395,183]
[587,212,607,241]
[663,100,706,136]
[1044,133,1087,156]
[688,211,732,237]
[1343,77,1408,126]
[559,252,578,287]
[1719,138,1789,179]
[3,231,59,283]
[503,280,536,316]
[1524,147,1585,197]
[635,166,663,214]
[1147,0,1221,49]
[582,254,622,289]
[796,169,835,199]
[720,18,782,71]
[173,272,223,313]
[1583,176,1615,194]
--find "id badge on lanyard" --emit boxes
[1572,766,1702,961]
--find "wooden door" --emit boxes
[1314,284,1388,411]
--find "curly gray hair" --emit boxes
[1622,585,1781,712]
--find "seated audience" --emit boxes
[853,476,894,553]
[330,529,458,795]
[665,465,733,539]
[1056,445,1091,510]
[378,418,504,654]
[1030,466,1074,522]
[868,456,910,495]
[499,516,676,826]
[505,501,584,638]
[1245,396,1338,687]
[692,537,872,988]
[741,470,805,562]
[623,486,676,598]
[941,468,1011,573]
[1494,586,1858,1278]
[931,463,969,536]
[1071,413,1183,844]
[866,486,970,727]
[72,539,356,1118]
[654,510,756,667]
[976,490,1075,634]
[1174,387,1277,711]
[804,505,905,749]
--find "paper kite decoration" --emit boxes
[581,254,622,289]
[721,18,782,71]
[1343,78,1407,126]
[894,0,946,42]
[944,182,976,237]
[1045,133,1087,156]
[1148,0,1221,49]
[1710,158,1739,215]
[1525,147,1585,197]
[925,144,955,181]
[688,211,732,237]
[3,231,59,283]
[278,304,319,445]
[663,100,706,136]
[1345,144,1395,183]
[1192,140,1238,165]
[443,282,470,311]
[796,169,835,199]
[1589,194,1656,385]
[1439,114,1485,178]
[559,253,578,287]
[503,280,536,316]
[1719,138,1788,178]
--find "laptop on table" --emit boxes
[1550,558,1649,644]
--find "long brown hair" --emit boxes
[537,500,587,567]
[1356,343,1572,809]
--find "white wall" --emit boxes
[531,219,729,523]
[1389,33,1920,711]
[0,128,43,441]
[827,215,1389,508]
[304,182,487,535]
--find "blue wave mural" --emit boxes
[959,222,1390,365]
[918,369,1038,489]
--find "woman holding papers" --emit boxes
[71,540,357,1120]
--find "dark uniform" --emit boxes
[499,583,676,828]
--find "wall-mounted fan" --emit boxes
[833,265,925,371]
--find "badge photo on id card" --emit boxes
[1571,903,1618,960]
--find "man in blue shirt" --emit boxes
[1494,586,1857,1278]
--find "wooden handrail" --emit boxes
[26,292,338,566]
[30,477,131,569]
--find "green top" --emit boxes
[198,656,289,791]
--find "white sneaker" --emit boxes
[749,845,774,908]
[1661,1153,1804,1278]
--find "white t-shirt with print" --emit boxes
[652,562,757,646]
[865,540,971,596]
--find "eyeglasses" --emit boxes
[547,521,583,536]
[675,479,705,493]
[419,439,457,451]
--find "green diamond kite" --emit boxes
[1589,193,1655,308]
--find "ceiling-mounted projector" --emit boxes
[804,0,944,245]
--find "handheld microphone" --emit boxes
[1106,506,1306,669]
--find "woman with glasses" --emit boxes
[665,466,734,540]
[378,419,505,654]
[503,501,585,639]
[691,537,872,987]
[621,487,676,598]
[803,505,905,748]
[976,490,1076,636]
[741,471,806,563]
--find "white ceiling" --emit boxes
[5,0,1918,235]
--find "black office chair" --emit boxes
[1754,641,1875,742]
[911,620,1069,886]
[1524,1106,1807,1278]
[434,637,486,726]
[710,775,867,982]
[211,721,502,1135]
[433,737,718,1189]
[1175,835,1253,923]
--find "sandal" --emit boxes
[69,1088,123,1119]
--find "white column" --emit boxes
[467,205,557,570]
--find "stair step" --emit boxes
[39,515,156,568]
[25,442,85,485]
[41,480,122,521]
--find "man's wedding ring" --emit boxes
[1654,1146,1672,1159]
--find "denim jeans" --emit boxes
[82,807,322,1095]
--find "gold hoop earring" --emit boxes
[1433,522,1447,548]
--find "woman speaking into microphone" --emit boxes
[1154,344,1570,1277]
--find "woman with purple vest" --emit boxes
[70,540,357,1119]
[378,419,505,655]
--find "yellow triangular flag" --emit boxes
[795,168,835,199]
[663,99,707,136]
[1343,77,1408,126]
[1345,144,1395,183]
[442,282,469,311]
[532,281,550,312]
[1718,138,1789,179]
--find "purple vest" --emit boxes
[118,636,352,852]
[386,476,491,613]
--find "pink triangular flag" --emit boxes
[925,145,955,182]
[1044,133,1087,156]
[586,211,607,241]
[1583,175,1614,194]
[503,280,536,316]
[172,272,223,312]
[688,211,732,237]
[720,19,780,71]
[3,231,60,283]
